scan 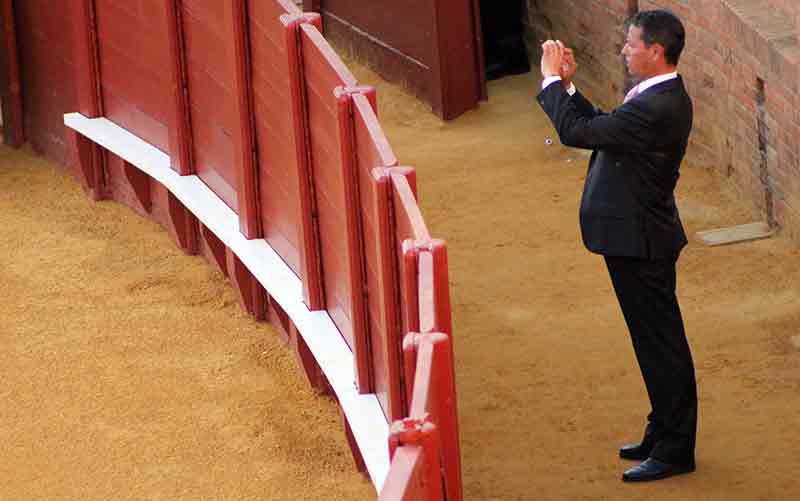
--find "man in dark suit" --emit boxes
[536,10,697,482]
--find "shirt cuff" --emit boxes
[541,76,577,96]
[541,76,562,90]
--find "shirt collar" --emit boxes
[636,72,678,94]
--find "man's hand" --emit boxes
[540,40,565,78]
[561,48,578,88]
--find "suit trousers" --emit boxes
[604,255,697,464]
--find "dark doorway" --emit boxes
[479,0,530,81]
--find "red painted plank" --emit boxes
[181,0,238,210]
[301,23,370,391]
[360,169,403,422]
[249,2,299,272]
[277,11,324,311]
[165,0,193,175]
[404,332,462,501]
[352,93,396,170]
[72,0,102,118]
[229,0,261,239]
[95,0,172,153]
[384,417,444,501]
[352,92,403,421]
[391,170,429,243]
[378,446,428,500]
[1,0,24,146]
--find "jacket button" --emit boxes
[615,161,621,167]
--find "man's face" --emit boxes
[621,26,655,80]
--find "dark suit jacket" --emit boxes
[537,76,692,259]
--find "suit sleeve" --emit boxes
[570,89,602,118]
[537,81,658,152]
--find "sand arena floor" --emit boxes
[2,63,800,500]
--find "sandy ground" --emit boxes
[352,66,800,500]
[0,147,373,500]
[2,62,800,501]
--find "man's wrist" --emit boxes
[541,75,563,91]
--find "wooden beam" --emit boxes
[1,0,24,147]
[229,0,262,239]
[165,0,193,175]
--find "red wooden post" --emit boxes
[199,224,228,276]
[73,0,102,118]
[71,0,106,200]
[334,85,374,394]
[165,0,193,175]
[225,247,267,319]
[430,0,485,119]
[470,0,488,101]
[123,161,152,213]
[0,0,24,147]
[167,191,198,255]
[228,0,261,239]
[384,416,444,501]
[281,12,325,311]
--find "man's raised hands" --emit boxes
[561,48,578,88]
[540,40,565,78]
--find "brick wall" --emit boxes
[526,0,800,241]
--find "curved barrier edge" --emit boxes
[63,111,391,491]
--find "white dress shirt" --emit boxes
[541,72,678,100]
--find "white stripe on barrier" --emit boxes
[64,112,390,492]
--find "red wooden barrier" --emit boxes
[403,332,462,501]
[70,0,106,200]
[419,240,453,337]
[228,0,260,239]
[51,1,466,495]
[359,170,410,423]
[380,417,444,501]
[104,153,152,217]
[180,0,239,211]
[248,1,324,309]
[380,446,430,500]
[94,0,173,154]
[391,170,428,355]
[0,0,24,147]
[164,0,193,175]
[15,1,78,164]
[391,171,425,241]
[304,0,486,120]
[300,22,372,392]
[352,92,406,422]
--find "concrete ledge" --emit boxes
[696,221,776,246]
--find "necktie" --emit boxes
[623,84,640,104]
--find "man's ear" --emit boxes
[652,44,665,62]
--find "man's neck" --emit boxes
[638,66,677,82]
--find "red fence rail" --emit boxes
[300,22,373,392]
[381,416,444,501]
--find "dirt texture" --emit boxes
[352,66,800,500]
[0,147,373,500]
[3,61,800,501]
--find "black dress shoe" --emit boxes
[620,423,660,460]
[622,458,696,482]
[619,442,652,460]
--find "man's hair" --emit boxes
[629,10,686,66]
